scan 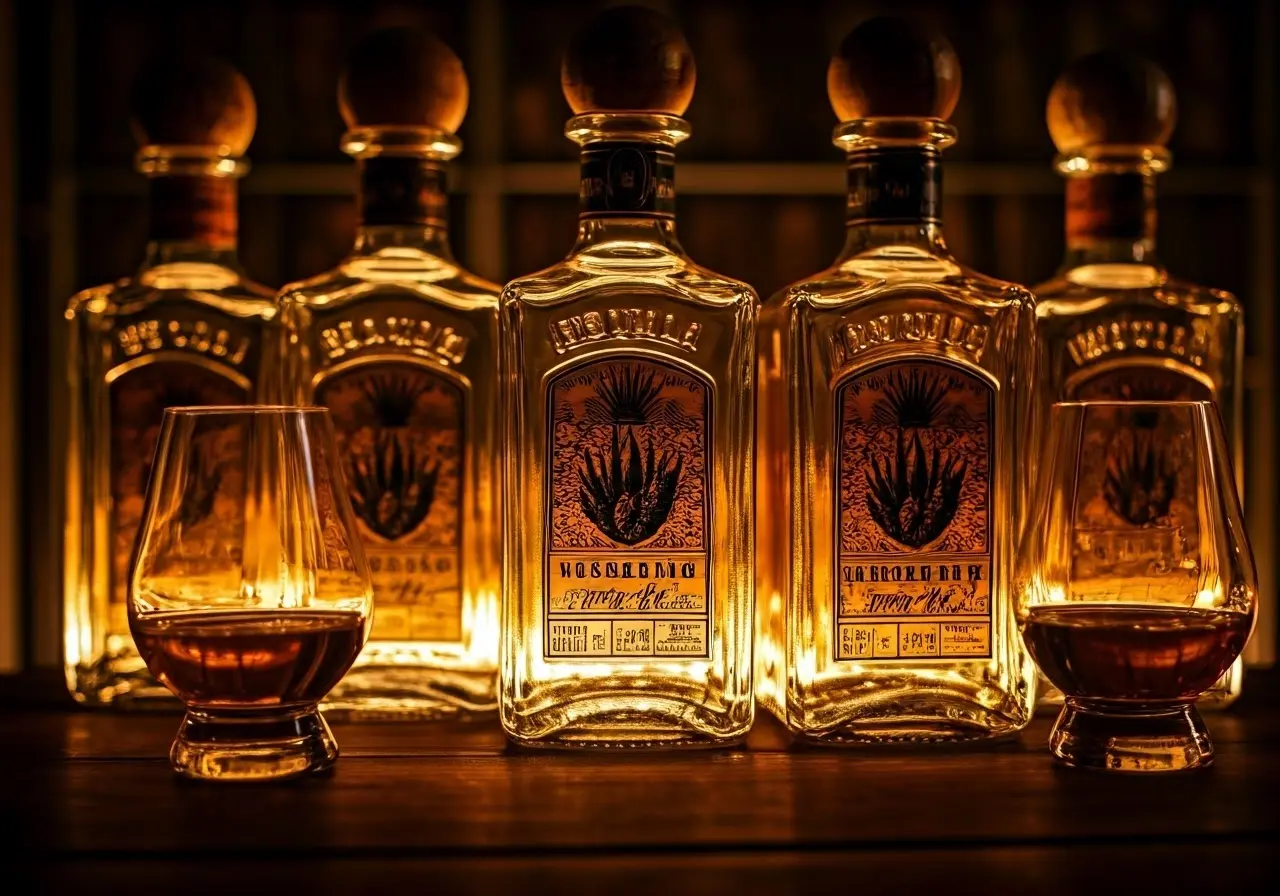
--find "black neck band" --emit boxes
[359,157,449,227]
[579,143,675,218]
[846,149,942,225]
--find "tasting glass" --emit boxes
[1016,401,1256,772]
[128,407,374,781]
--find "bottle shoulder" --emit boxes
[66,269,276,323]
[503,250,757,311]
[1034,270,1241,321]
[771,256,1035,316]
[278,252,500,313]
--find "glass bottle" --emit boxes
[276,29,500,718]
[756,17,1038,743]
[499,6,757,748]
[1034,53,1245,708]
[64,57,275,706]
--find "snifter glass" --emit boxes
[1016,401,1256,772]
[128,407,374,781]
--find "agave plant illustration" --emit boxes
[579,425,683,545]
[1103,431,1176,526]
[873,368,950,428]
[865,429,968,548]
[346,430,440,540]
[363,374,419,428]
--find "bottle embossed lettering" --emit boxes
[276,29,500,718]
[500,6,757,747]
[64,57,276,705]
[756,18,1037,743]
[1034,53,1245,708]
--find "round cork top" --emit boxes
[339,28,469,133]
[1047,52,1176,153]
[561,5,695,115]
[828,17,961,122]
[129,56,256,154]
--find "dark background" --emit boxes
[5,0,1277,671]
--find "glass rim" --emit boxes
[1051,399,1215,410]
[161,405,333,417]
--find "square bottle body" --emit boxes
[277,264,502,718]
[757,269,1039,743]
[65,275,276,705]
[500,264,757,748]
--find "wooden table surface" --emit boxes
[5,669,1277,894]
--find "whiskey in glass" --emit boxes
[129,407,374,780]
[1016,401,1255,771]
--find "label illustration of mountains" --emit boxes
[318,365,463,643]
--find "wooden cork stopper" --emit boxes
[828,16,961,122]
[129,55,256,154]
[561,5,695,115]
[339,28,469,133]
[1048,52,1176,153]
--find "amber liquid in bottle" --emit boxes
[64,150,275,706]
[499,113,757,748]
[757,121,1038,744]
[1036,166,1246,709]
[277,134,501,718]
[132,610,368,708]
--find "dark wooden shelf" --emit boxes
[4,669,1277,892]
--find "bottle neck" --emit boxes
[143,174,240,268]
[571,139,683,257]
[837,148,952,259]
[1061,171,1160,269]
[353,157,454,258]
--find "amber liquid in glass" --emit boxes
[132,611,367,709]
[1022,605,1252,703]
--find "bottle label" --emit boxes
[108,361,249,631]
[544,359,711,660]
[149,177,238,247]
[316,364,465,643]
[1065,174,1153,243]
[846,150,941,224]
[359,158,449,227]
[579,144,676,218]
[833,360,994,662]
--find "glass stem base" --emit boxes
[1050,697,1214,773]
[171,707,338,781]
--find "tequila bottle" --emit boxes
[756,17,1038,743]
[64,57,275,705]
[276,29,501,718]
[499,6,757,748]
[1035,52,1245,708]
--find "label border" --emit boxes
[831,356,995,664]
[542,353,714,661]
[314,355,468,645]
